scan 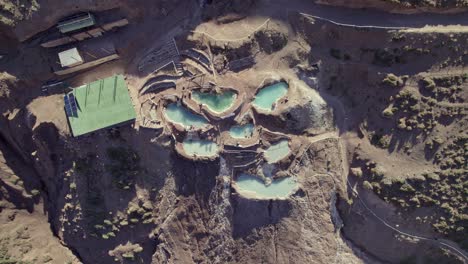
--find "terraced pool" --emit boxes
[192,90,237,113]
[164,103,208,129]
[264,140,290,163]
[182,139,219,157]
[252,82,288,111]
[235,173,297,199]
[229,124,254,139]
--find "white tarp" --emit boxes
[58,47,83,68]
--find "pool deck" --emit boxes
[67,33,341,205]
[131,58,327,175]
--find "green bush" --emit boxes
[30,189,40,197]
[382,74,403,87]
[351,167,363,177]
[371,134,391,148]
[422,77,436,90]
[400,183,415,193]
[122,252,135,260]
[391,33,406,42]
[382,107,394,118]
[133,246,143,253]
[363,181,373,190]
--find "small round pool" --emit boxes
[229,124,254,139]
[164,103,208,129]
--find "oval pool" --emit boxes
[235,173,297,199]
[229,124,254,139]
[164,103,208,129]
[192,90,237,113]
[252,82,288,111]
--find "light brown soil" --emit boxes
[0,206,78,263]
[0,0,467,263]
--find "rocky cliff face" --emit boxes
[149,137,365,264]
[0,78,78,263]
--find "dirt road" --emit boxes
[267,0,468,28]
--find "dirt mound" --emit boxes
[254,29,288,54]
[277,81,334,135]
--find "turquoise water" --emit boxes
[229,124,254,139]
[164,103,208,129]
[264,140,290,163]
[192,90,237,113]
[252,82,288,111]
[182,139,219,157]
[235,173,297,199]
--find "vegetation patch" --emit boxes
[383,0,468,8]
[0,0,39,26]
[0,237,32,264]
[382,73,404,88]
[356,134,468,250]
[370,133,392,149]
[105,147,141,190]
[383,88,466,135]
[93,200,154,240]
[73,153,109,236]
[108,242,144,262]
[361,46,431,67]
[420,75,467,103]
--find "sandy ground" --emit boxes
[27,94,69,133]
[192,16,272,41]
[0,0,467,263]
[0,206,79,263]
[402,25,468,33]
